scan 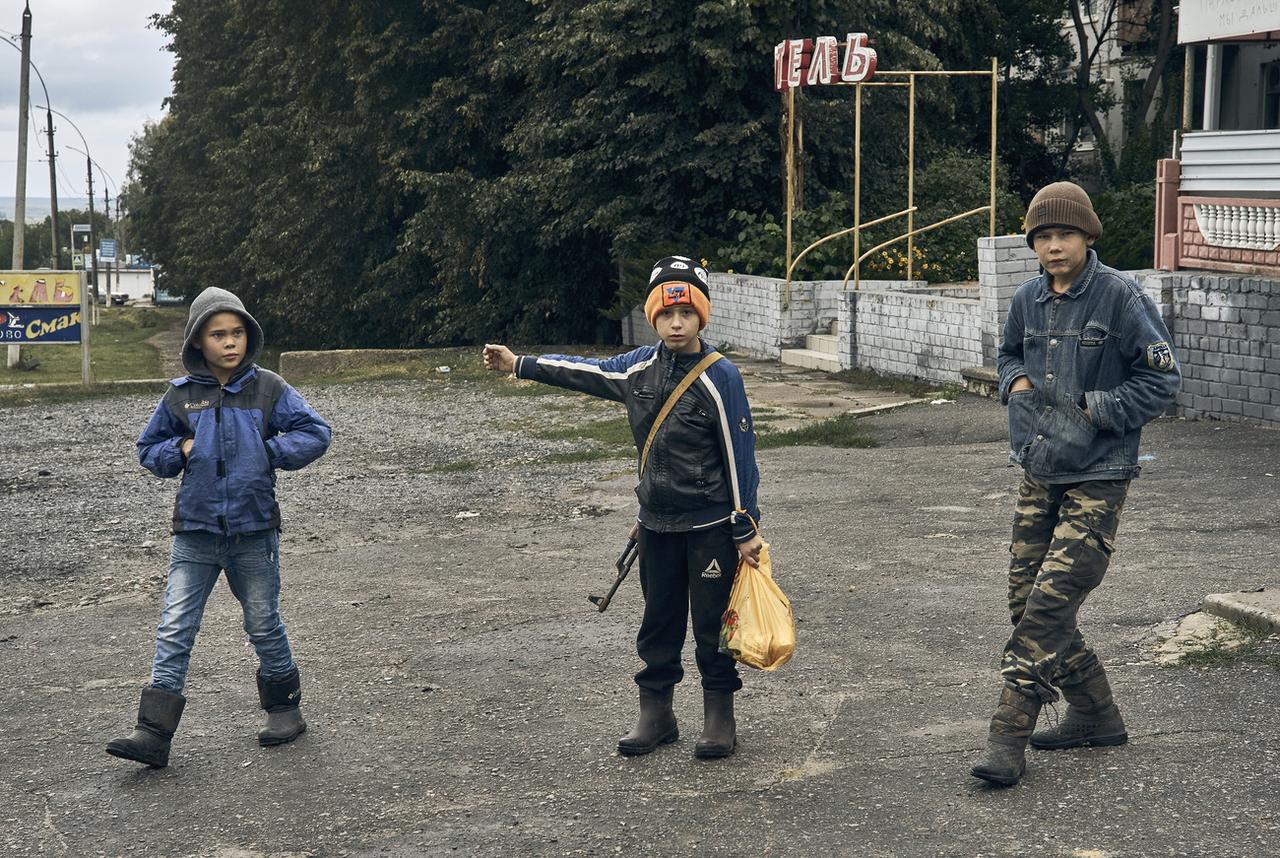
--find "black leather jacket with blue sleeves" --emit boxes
[515,340,761,542]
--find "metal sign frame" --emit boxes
[782,58,1000,303]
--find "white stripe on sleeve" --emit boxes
[535,355,657,380]
[698,374,742,510]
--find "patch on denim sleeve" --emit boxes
[1146,341,1174,371]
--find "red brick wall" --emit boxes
[1178,196,1280,277]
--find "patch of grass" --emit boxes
[542,448,631,465]
[292,347,614,397]
[1177,623,1276,669]
[428,459,479,474]
[0,306,185,386]
[830,367,944,399]
[532,416,633,448]
[755,414,879,449]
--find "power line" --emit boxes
[55,160,82,198]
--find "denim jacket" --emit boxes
[997,250,1180,482]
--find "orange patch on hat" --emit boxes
[646,281,711,330]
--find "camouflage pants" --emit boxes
[1001,474,1128,702]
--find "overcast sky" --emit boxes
[0,0,174,205]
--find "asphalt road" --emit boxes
[3,384,1278,857]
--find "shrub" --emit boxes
[719,149,1024,284]
[1092,183,1155,271]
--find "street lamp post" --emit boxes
[3,8,60,269]
[67,146,116,314]
[7,3,32,369]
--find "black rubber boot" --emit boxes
[617,687,678,756]
[256,668,307,747]
[971,686,1042,787]
[1031,671,1127,750]
[694,690,736,759]
[106,686,186,768]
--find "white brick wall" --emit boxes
[619,245,1280,428]
[699,273,788,357]
[850,289,984,383]
[978,236,1039,366]
[620,304,653,347]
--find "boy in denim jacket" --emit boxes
[972,182,1180,787]
[482,256,762,759]
[107,287,331,768]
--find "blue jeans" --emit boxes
[150,529,296,691]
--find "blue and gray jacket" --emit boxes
[515,340,761,542]
[137,288,332,534]
[997,250,1180,482]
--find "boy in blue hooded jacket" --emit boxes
[107,287,331,768]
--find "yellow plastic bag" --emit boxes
[717,543,795,671]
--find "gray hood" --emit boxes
[181,287,264,378]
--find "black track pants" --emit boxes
[634,523,742,693]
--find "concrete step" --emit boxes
[960,365,998,398]
[804,333,838,356]
[1202,588,1280,634]
[780,347,841,373]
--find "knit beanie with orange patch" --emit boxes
[643,256,712,329]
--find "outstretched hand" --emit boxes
[482,344,516,374]
[736,533,763,569]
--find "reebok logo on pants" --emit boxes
[702,559,722,579]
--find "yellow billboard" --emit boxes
[0,272,82,306]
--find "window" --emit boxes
[1265,61,1280,129]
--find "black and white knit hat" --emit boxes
[644,256,712,328]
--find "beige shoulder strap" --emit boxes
[639,351,724,476]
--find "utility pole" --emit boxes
[8,2,32,368]
[46,109,59,268]
[103,184,112,302]
[86,157,98,323]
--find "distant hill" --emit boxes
[0,197,94,223]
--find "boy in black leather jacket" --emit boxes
[483,255,762,759]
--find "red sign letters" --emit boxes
[773,33,877,91]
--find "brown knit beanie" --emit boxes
[1024,181,1103,247]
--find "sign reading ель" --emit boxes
[773,33,877,91]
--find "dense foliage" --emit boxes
[122,1,1161,347]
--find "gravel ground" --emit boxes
[2,373,631,617]
[4,368,1280,857]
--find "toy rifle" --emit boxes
[589,537,639,612]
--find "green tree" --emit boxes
[123,0,1124,348]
